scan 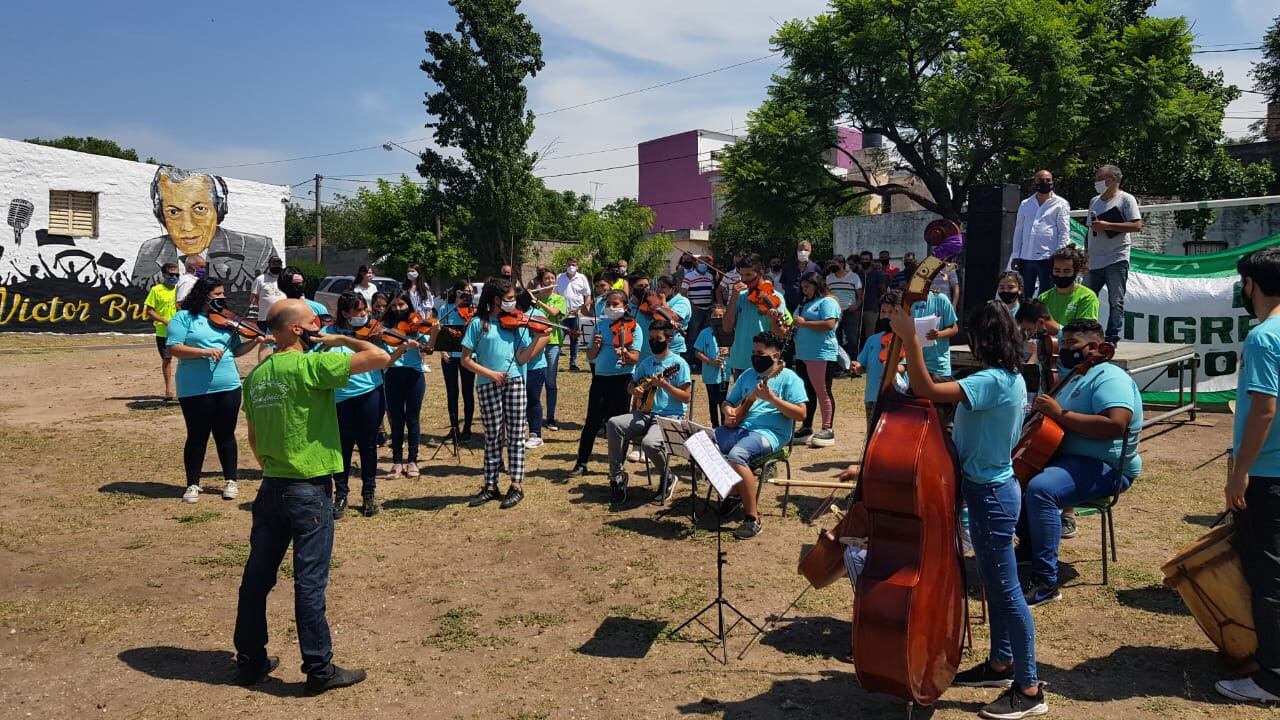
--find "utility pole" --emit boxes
[589,181,604,211]
[314,174,323,264]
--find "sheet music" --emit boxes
[914,314,939,347]
[684,430,742,498]
[578,316,598,348]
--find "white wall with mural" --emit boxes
[0,137,287,331]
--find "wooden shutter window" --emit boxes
[47,190,98,237]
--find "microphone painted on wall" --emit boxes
[7,199,34,245]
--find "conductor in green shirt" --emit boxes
[233,299,395,693]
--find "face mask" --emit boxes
[164,275,179,285]
[1243,282,1257,319]
[194,268,207,278]
[604,306,625,321]
[1034,181,1053,194]
[633,287,648,299]
[826,265,840,275]
[650,339,669,354]
[268,266,281,276]
[208,297,227,313]
[751,353,776,374]
[284,282,305,299]
[1094,180,1109,195]
[797,251,810,262]
[875,318,891,333]
[406,271,419,280]
[1052,275,1075,289]
[697,263,707,273]
[998,291,1020,304]
[861,261,872,268]
[617,267,628,275]
[300,328,322,350]
[681,260,694,269]
[500,300,517,312]
[1060,346,1089,370]
[770,263,782,272]
[567,265,578,276]
[904,261,917,271]
[349,315,368,328]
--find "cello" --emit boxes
[852,255,965,706]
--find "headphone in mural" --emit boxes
[149,165,229,225]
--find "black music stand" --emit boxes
[667,431,763,664]
[654,417,712,527]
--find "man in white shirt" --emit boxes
[1011,169,1071,299]
[555,257,592,370]
[250,255,286,320]
[825,255,863,356]
[174,254,206,303]
[1085,164,1143,344]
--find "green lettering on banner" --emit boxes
[1163,316,1196,344]
[1147,313,1160,343]
[1124,311,1144,341]
[1201,317,1233,345]
[1205,351,1237,377]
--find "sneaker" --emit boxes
[334,495,348,519]
[525,436,544,449]
[978,684,1048,719]
[718,494,743,517]
[405,462,420,478]
[468,485,501,507]
[389,463,403,477]
[304,665,368,695]
[545,422,559,432]
[221,481,238,500]
[733,517,763,540]
[1215,676,1280,704]
[610,472,629,506]
[792,427,814,445]
[499,486,525,509]
[376,431,388,447]
[1060,511,1077,539]
[424,364,432,373]
[952,660,1014,688]
[657,472,679,504]
[182,485,201,503]
[362,496,379,517]
[569,364,581,373]
[1024,581,1062,608]
[235,655,280,686]
[627,449,643,463]
[460,429,474,443]
[809,429,836,448]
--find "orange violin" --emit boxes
[354,319,418,347]
[209,307,269,340]
[1012,342,1115,487]
[611,316,638,365]
[499,310,579,337]
[637,291,686,335]
[746,279,783,314]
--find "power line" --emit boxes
[194,136,433,171]
[1192,46,1262,54]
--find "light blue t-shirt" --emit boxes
[1057,360,1143,478]
[307,299,329,318]
[912,291,958,378]
[1236,316,1280,476]
[794,296,841,362]
[166,311,243,399]
[729,288,790,371]
[461,316,532,386]
[321,325,387,402]
[631,302,654,359]
[595,318,643,377]
[526,309,549,372]
[390,336,424,371]
[631,353,692,418]
[437,302,469,359]
[666,294,693,355]
[857,331,889,404]
[954,368,1026,485]
[693,327,724,386]
[727,366,808,451]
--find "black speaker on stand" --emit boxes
[959,184,1019,327]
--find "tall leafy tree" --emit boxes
[359,177,476,280]
[552,199,672,278]
[1254,13,1280,104]
[420,0,544,272]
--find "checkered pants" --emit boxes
[477,377,528,486]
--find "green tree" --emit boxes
[358,177,476,280]
[722,0,1258,229]
[1254,14,1280,103]
[532,187,593,242]
[284,196,375,250]
[552,199,672,278]
[419,0,544,272]
[24,136,150,162]
[710,198,859,262]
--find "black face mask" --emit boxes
[1034,181,1053,194]
[825,265,840,275]
[300,328,322,350]
[633,287,649,300]
[998,291,1020,304]
[1052,275,1075,289]
[903,262,917,272]
[751,353,776,374]
[770,264,782,272]
[680,260,694,269]
[875,318,891,333]
[208,297,228,313]
[650,339,669,355]
[1243,283,1257,319]
[1060,345,1089,370]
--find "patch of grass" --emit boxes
[190,542,250,569]
[0,598,150,640]
[659,586,704,612]
[122,537,153,550]
[581,591,605,605]
[172,510,223,525]
[496,611,566,629]
[423,607,511,651]
[1140,697,1178,714]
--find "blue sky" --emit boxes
[0,0,1270,203]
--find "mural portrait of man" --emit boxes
[130,166,278,293]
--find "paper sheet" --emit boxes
[578,316,598,347]
[683,430,743,498]
[914,314,939,347]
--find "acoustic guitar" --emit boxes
[631,364,682,413]
[1012,342,1115,487]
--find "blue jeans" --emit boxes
[543,345,561,423]
[235,479,336,680]
[385,367,425,462]
[565,317,581,366]
[1017,258,1054,299]
[963,479,1038,689]
[1024,455,1132,586]
[1085,260,1129,343]
[526,367,547,436]
[335,388,385,498]
[713,426,773,468]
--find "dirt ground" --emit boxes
[0,334,1267,719]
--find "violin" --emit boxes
[209,307,269,340]
[746,279,784,314]
[354,319,419,347]
[610,316,638,365]
[499,310,579,336]
[636,292,686,335]
[1012,341,1115,487]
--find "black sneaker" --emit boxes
[362,496,379,517]
[610,472,629,507]
[333,495,348,519]
[656,471,679,504]
[235,655,279,686]
[718,494,742,517]
[792,427,814,445]
[567,464,588,478]
[952,660,1014,688]
[1024,581,1062,608]
[499,486,524,509]
[468,485,501,507]
[733,517,763,540]
[978,683,1048,719]
[545,421,560,432]
[460,428,474,443]
[1060,511,1077,539]
[304,665,368,695]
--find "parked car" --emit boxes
[314,275,402,317]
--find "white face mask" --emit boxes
[604,306,625,321]
[500,300,517,312]
[349,315,368,328]
[797,250,810,261]
[567,265,578,276]
[406,271,419,280]
[1094,179,1109,195]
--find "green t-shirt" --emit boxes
[242,350,351,480]
[144,284,178,337]
[1038,284,1099,327]
[541,293,568,345]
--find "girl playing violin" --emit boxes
[438,282,477,442]
[569,290,642,478]
[528,268,569,438]
[166,277,265,503]
[724,254,790,379]
[382,291,432,479]
[461,278,551,509]
[885,299,1047,718]
[327,292,416,517]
